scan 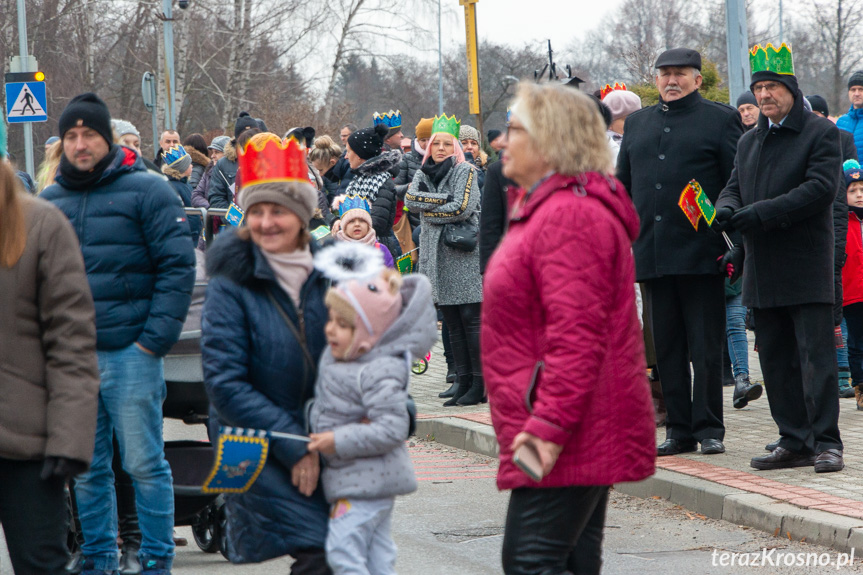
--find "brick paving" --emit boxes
[411,331,863,519]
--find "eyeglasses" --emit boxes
[752,82,782,94]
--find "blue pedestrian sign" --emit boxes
[5,82,47,123]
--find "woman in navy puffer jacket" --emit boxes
[201,142,331,572]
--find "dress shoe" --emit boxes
[814,449,844,473]
[750,447,815,470]
[656,438,697,456]
[732,375,762,409]
[701,439,725,454]
[765,439,779,452]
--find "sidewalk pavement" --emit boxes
[412,335,863,554]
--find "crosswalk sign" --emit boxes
[5,82,47,123]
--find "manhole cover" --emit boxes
[433,526,505,542]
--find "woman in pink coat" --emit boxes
[483,83,655,575]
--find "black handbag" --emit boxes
[443,218,478,252]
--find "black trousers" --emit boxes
[0,458,69,575]
[754,304,842,454]
[644,275,726,442]
[502,486,609,575]
[439,303,483,385]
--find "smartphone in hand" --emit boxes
[513,442,544,482]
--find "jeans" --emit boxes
[74,343,174,570]
[845,304,863,386]
[837,317,850,370]
[326,498,396,575]
[502,486,609,575]
[0,458,68,574]
[725,294,749,378]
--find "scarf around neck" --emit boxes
[261,246,314,307]
[335,227,377,246]
[58,144,119,190]
[421,156,455,187]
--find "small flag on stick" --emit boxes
[678,179,733,249]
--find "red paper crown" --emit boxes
[600,82,627,100]
[238,135,308,188]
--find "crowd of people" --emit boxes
[3,38,863,575]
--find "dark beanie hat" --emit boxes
[807,94,829,116]
[750,71,798,98]
[736,91,758,108]
[59,92,113,145]
[849,71,863,90]
[487,129,502,143]
[234,112,258,139]
[348,124,388,160]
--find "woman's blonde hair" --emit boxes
[511,82,613,175]
[0,161,27,268]
[308,135,342,166]
[37,139,63,193]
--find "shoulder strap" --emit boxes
[266,289,318,384]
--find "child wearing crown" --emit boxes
[333,194,396,269]
[307,243,437,575]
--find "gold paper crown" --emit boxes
[431,114,460,139]
[238,134,308,188]
[600,82,627,99]
[749,43,794,75]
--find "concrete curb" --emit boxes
[415,417,863,554]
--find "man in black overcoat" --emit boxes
[715,59,845,472]
[617,48,745,456]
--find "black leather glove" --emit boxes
[40,456,88,481]
[713,207,734,232]
[730,205,761,232]
[719,245,744,283]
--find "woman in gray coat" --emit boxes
[406,116,484,406]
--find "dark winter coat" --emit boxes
[191,164,213,208]
[201,230,329,563]
[617,90,743,280]
[394,145,424,200]
[479,161,513,274]
[330,152,354,196]
[716,93,842,308]
[165,175,203,245]
[208,141,239,209]
[483,172,655,489]
[834,129,857,323]
[837,106,863,158]
[41,145,196,357]
[188,148,211,191]
[0,196,99,464]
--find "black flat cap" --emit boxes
[655,48,702,70]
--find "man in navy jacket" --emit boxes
[42,93,195,575]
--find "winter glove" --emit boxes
[40,456,88,481]
[713,207,735,232]
[719,245,744,283]
[729,205,761,232]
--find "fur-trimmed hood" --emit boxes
[224,140,238,162]
[189,148,210,168]
[355,150,401,177]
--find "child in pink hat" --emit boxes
[307,243,437,574]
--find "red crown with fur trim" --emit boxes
[600,82,627,100]
[238,136,308,188]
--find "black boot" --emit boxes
[456,377,486,406]
[438,379,459,398]
[116,464,142,575]
[732,374,763,409]
[443,378,471,406]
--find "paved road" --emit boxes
[4,440,863,574]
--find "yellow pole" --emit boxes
[459,0,483,142]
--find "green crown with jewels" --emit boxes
[750,43,794,75]
[431,114,461,139]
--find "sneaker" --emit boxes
[140,558,170,575]
[840,382,856,399]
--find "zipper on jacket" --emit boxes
[77,191,90,239]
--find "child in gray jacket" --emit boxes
[308,243,438,575]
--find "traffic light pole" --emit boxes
[16,0,34,176]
